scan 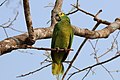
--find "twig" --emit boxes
[89,40,99,63]
[44,3,54,8]
[71,4,94,17]
[82,68,91,80]
[16,63,52,78]
[0,11,19,37]
[66,0,80,15]
[26,46,74,52]
[68,53,120,79]
[3,28,8,37]
[66,10,78,15]
[101,65,115,80]
[17,50,34,55]
[71,4,111,25]
[0,0,7,6]
[98,31,120,58]
[9,27,25,33]
[0,11,18,28]
[109,70,120,73]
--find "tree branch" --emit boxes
[73,19,120,39]
[0,0,7,6]
[23,0,35,45]
[22,46,74,52]
[68,53,120,80]
[0,27,52,55]
[17,63,52,78]
[51,0,63,27]
[71,4,111,25]
[0,19,120,55]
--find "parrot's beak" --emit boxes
[55,14,61,21]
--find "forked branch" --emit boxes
[23,0,35,45]
[68,53,120,80]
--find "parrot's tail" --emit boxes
[52,62,64,75]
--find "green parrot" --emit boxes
[51,12,74,76]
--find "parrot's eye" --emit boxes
[59,13,64,17]
[55,14,61,21]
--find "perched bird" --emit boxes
[51,12,74,76]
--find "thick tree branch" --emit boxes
[51,0,63,27]
[73,20,120,39]
[0,19,119,55]
[23,0,35,44]
[0,27,52,55]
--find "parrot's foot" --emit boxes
[64,48,68,53]
[56,47,60,53]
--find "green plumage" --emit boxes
[51,12,74,76]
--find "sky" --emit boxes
[0,0,120,80]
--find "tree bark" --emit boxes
[0,19,120,55]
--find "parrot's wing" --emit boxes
[62,27,73,62]
[51,24,59,63]
[68,28,74,48]
[51,24,58,48]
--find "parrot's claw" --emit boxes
[64,48,68,53]
[56,47,60,53]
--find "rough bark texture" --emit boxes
[23,0,35,45]
[0,20,120,55]
[73,20,120,39]
[0,27,53,55]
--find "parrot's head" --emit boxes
[55,12,70,22]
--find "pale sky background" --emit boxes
[0,0,120,80]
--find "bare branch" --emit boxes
[23,0,35,45]
[71,4,111,25]
[89,40,99,63]
[66,0,80,15]
[17,63,51,78]
[0,11,19,37]
[0,11,18,28]
[101,65,115,80]
[0,27,53,55]
[66,9,78,15]
[73,19,120,39]
[3,28,8,37]
[51,0,63,27]
[82,68,91,80]
[68,53,120,80]
[24,46,74,52]
[109,70,120,73]
[0,0,7,6]
[98,31,120,58]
